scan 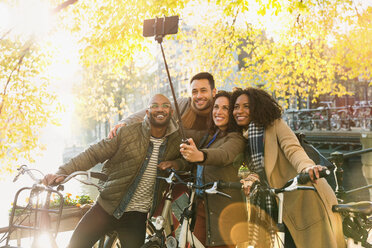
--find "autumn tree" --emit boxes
[2,0,369,172]
[0,38,61,173]
[333,5,372,100]
[0,0,77,172]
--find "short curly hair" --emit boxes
[230,87,282,129]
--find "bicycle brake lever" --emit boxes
[205,182,232,199]
[205,182,218,194]
[74,177,104,191]
[13,166,26,182]
[281,177,299,192]
[283,178,316,192]
[217,191,232,199]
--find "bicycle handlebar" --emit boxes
[217,169,331,194]
[13,165,108,190]
[218,181,242,190]
[296,169,330,184]
[59,171,108,184]
[13,165,44,183]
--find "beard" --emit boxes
[192,98,213,112]
[149,112,172,128]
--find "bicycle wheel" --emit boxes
[94,232,121,248]
[141,240,162,248]
[103,235,121,248]
[330,114,341,130]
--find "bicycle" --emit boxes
[0,165,119,248]
[331,174,372,247]
[295,110,315,131]
[141,169,239,248]
[236,169,331,248]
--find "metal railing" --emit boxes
[329,148,372,200]
[284,105,372,131]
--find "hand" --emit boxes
[240,173,260,196]
[108,123,126,139]
[158,161,179,170]
[303,165,325,183]
[42,174,66,186]
[180,138,204,162]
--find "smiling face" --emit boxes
[212,96,229,131]
[146,94,173,127]
[233,94,251,127]
[190,79,216,111]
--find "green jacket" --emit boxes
[198,131,248,246]
[57,117,186,218]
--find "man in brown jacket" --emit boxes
[42,94,186,248]
[108,72,217,143]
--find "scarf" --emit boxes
[243,122,277,248]
[181,101,211,130]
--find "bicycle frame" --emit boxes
[4,183,63,248]
[178,189,204,248]
[333,185,372,248]
[0,165,113,248]
[145,184,177,247]
[144,171,232,248]
[178,181,231,248]
[243,172,325,248]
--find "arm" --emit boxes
[57,129,123,175]
[120,109,147,126]
[180,132,245,166]
[109,97,190,138]
[275,119,316,173]
[122,97,190,125]
[158,157,191,171]
[200,132,245,166]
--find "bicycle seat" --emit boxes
[332,201,372,216]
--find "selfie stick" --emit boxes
[152,17,187,142]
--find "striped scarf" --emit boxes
[243,122,277,248]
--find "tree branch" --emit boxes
[0,28,13,41]
[0,45,30,116]
[53,0,79,13]
[1,0,79,115]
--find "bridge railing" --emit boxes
[283,105,371,131]
[329,148,372,200]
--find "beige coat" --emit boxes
[263,119,345,248]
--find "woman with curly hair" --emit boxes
[180,91,248,247]
[231,87,345,248]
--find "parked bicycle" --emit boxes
[332,187,372,248]
[331,151,372,248]
[0,165,119,248]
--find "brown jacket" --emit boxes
[264,119,345,248]
[198,131,248,246]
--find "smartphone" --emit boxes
[143,15,179,37]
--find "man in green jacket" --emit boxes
[42,94,185,248]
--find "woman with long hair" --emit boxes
[230,87,345,248]
[180,91,248,247]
